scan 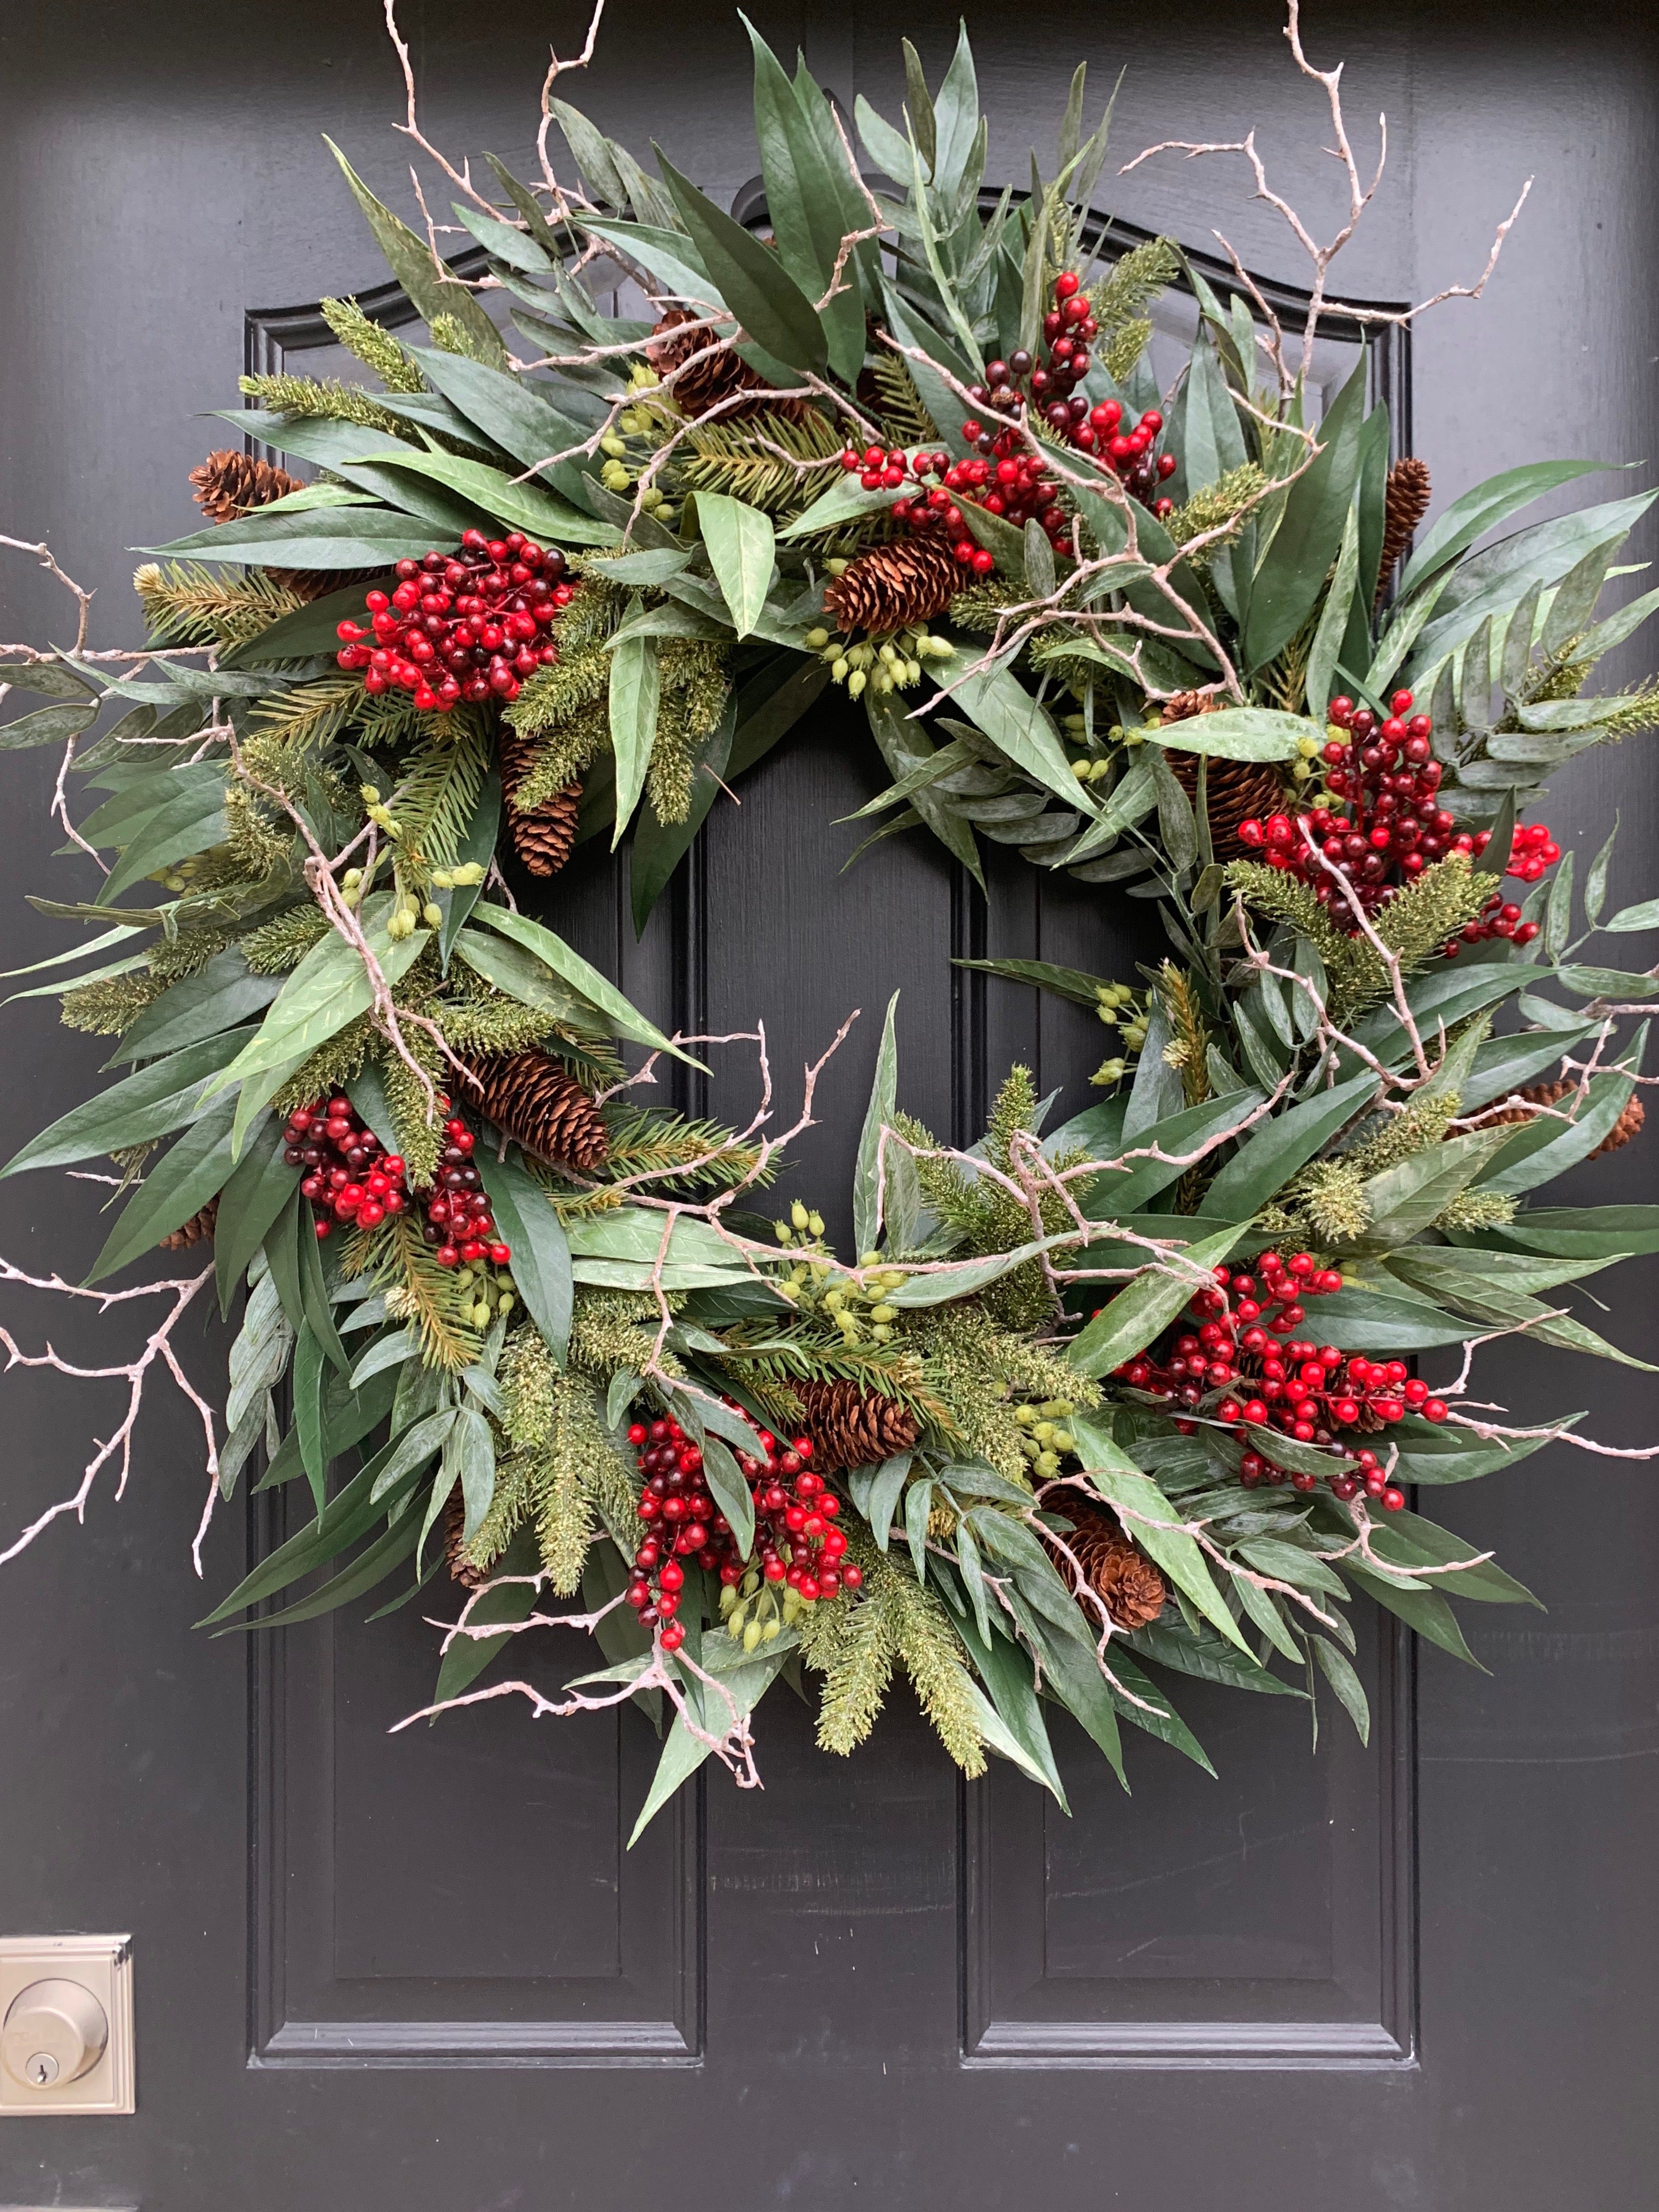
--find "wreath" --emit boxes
[3,4,1656,1836]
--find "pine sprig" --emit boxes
[675,409,846,518]
[392,726,489,879]
[133,561,307,647]
[320,297,426,393]
[868,352,939,448]
[602,1107,773,1192]
[350,1211,480,1371]
[237,371,411,437]
[802,1531,985,1774]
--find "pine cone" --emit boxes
[499,728,580,877]
[464,1050,609,1172]
[445,1491,487,1591]
[189,448,335,602]
[1483,1079,1645,1159]
[790,1379,920,1474]
[646,308,795,424]
[823,537,961,635]
[190,449,304,523]
[158,1197,219,1252]
[1168,749,1290,862]
[1375,457,1432,611]
[1160,701,1288,859]
[1049,1494,1167,1630]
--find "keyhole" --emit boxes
[28,2052,59,2086]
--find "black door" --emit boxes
[2,3,1655,2205]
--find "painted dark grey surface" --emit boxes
[0,3,1655,2206]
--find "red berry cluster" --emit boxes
[969,271,1178,506]
[624,1415,863,1651]
[1238,688,1505,924]
[334,530,576,712]
[837,443,1000,575]
[285,1094,409,1241]
[420,1113,511,1270]
[1113,1256,1449,1509]
[1442,822,1560,958]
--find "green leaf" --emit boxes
[450,925,610,1033]
[403,347,598,508]
[743,22,868,378]
[144,505,440,571]
[866,1450,914,1549]
[1311,1636,1370,1743]
[324,137,506,366]
[1128,1616,1303,1696]
[1344,1563,1478,1664]
[1354,1126,1517,1248]
[1197,1067,1377,1221]
[298,1204,351,1377]
[694,492,777,641]
[608,625,661,848]
[0,657,95,701]
[85,1094,243,1284]
[953,956,1108,1008]
[199,1410,449,1623]
[204,907,431,1133]
[937,636,1089,808]
[1306,499,1361,727]
[1399,459,1613,599]
[884,1233,1074,1308]
[630,695,738,934]
[1485,1204,1659,1259]
[341,448,618,547]
[1071,1415,1252,1652]
[0,700,96,751]
[1295,1282,1474,1351]
[469,902,707,1068]
[656,150,828,376]
[448,1405,497,1542]
[852,990,901,1258]
[929,22,981,201]
[702,1434,756,1557]
[628,1644,789,1845]
[214,1113,295,1318]
[1,1027,254,1177]
[475,1144,573,1367]
[292,1326,329,1513]
[1243,357,1367,668]
[1144,708,1311,762]
[862,686,983,886]
[110,949,281,1065]
[1067,1223,1249,1377]
[1601,895,1659,933]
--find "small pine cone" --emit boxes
[823,538,961,636]
[1594,1094,1646,1159]
[190,449,303,523]
[189,447,336,601]
[1375,457,1432,610]
[445,1491,487,1591]
[1049,1494,1167,1631]
[499,728,580,876]
[1483,1079,1646,1159]
[465,1049,609,1173]
[790,1379,920,1475]
[158,1197,219,1252]
[645,308,800,424]
[1168,749,1291,863]
[1160,690,1217,724]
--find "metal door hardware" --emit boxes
[0,1939,133,2116]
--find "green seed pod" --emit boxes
[719,1583,739,1616]
[496,1292,516,1316]
[805,626,831,649]
[743,1619,763,1653]
[761,1618,781,1640]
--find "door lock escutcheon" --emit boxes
[0,1938,134,2116]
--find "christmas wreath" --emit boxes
[4,3,1657,1835]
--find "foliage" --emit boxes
[2,9,1656,1843]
